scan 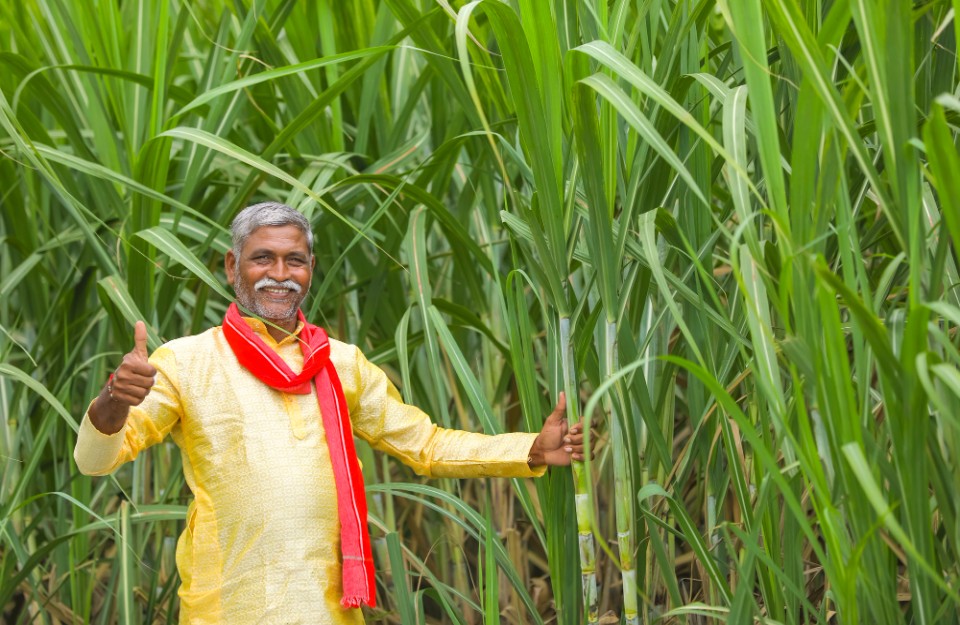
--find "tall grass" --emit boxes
[2,0,959,623]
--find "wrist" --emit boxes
[527,437,546,468]
[89,389,129,435]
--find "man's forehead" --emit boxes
[243,225,311,251]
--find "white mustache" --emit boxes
[254,277,302,293]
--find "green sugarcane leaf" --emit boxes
[924,101,960,255]
[0,364,76,431]
[842,443,960,604]
[176,47,394,116]
[135,227,232,301]
[761,0,901,247]
[813,258,901,392]
[581,73,707,206]
[34,145,227,236]
[735,245,791,463]
[157,215,231,253]
[97,276,162,351]
[386,532,416,625]
[157,127,382,253]
[370,482,543,624]
[0,253,43,299]
[573,40,760,206]
[724,0,788,217]
[427,305,499,435]
[638,482,732,603]
[722,86,759,254]
[662,354,831,569]
[637,212,704,365]
[483,505,499,624]
[569,55,621,318]
[405,208,448,426]
[337,174,495,276]
[456,1,567,311]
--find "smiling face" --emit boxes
[225,224,315,334]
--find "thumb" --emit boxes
[134,321,149,359]
[554,391,567,415]
[548,391,567,423]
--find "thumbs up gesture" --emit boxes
[108,321,158,406]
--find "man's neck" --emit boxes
[266,318,298,343]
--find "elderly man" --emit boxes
[74,202,587,625]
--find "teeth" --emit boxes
[263,288,289,294]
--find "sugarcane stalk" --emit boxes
[605,321,638,625]
[119,500,136,625]
[560,315,598,624]
[641,299,656,623]
[641,466,652,625]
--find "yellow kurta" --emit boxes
[74,319,544,625]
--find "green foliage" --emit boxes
[2,0,959,623]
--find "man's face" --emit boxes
[225,225,315,327]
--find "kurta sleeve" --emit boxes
[74,346,183,476]
[346,346,546,479]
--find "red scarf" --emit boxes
[221,302,375,609]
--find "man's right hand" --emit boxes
[89,321,157,434]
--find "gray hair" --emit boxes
[230,202,314,267]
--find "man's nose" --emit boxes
[268,260,291,281]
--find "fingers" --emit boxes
[121,351,157,377]
[563,420,596,462]
[108,383,153,406]
[562,420,588,444]
[540,395,600,466]
[111,323,156,406]
[116,368,156,388]
[134,320,149,359]
[565,445,594,462]
[110,371,155,405]
[114,355,156,394]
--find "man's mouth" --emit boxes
[259,287,295,300]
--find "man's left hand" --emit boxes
[528,392,592,467]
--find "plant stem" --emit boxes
[606,321,638,624]
[560,315,598,624]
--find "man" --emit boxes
[74,202,587,625]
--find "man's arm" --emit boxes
[75,321,182,476]
[343,345,583,478]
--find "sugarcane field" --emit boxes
[2,0,960,624]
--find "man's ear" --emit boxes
[225,249,236,284]
[310,255,316,272]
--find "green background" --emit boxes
[2,0,960,623]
